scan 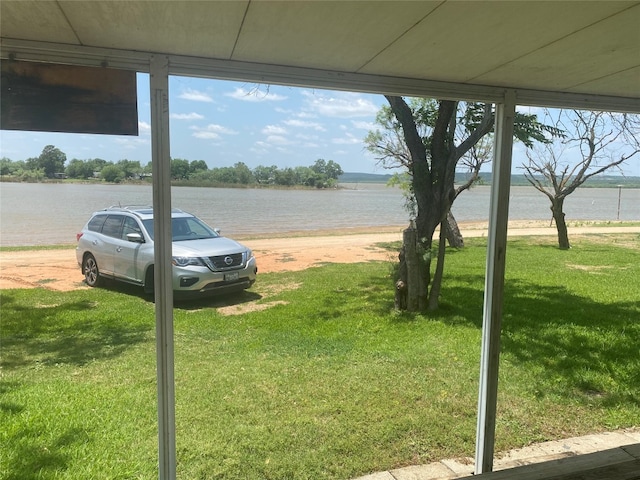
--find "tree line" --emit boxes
[0,149,343,188]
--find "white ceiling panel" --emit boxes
[0,1,78,44]
[232,1,440,70]
[361,1,636,82]
[1,0,639,110]
[58,1,249,59]
[569,65,640,97]
[473,4,640,94]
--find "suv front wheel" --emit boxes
[83,253,103,287]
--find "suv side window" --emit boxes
[87,215,107,232]
[101,215,124,239]
[122,216,143,240]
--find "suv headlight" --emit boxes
[172,256,204,267]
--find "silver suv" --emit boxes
[76,207,257,296]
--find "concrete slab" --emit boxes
[350,429,640,480]
[390,463,457,480]
[351,472,396,480]
[439,458,474,477]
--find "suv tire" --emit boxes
[144,265,154,295]
[83,253,103,287]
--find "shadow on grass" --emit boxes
[174,289,262,311]
[0,292,150,369]
[96,278,263,310]
[435,273,640,408]
[2,426,90,480]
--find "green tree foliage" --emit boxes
[116,159,142,179]
[66,159,96,179]
[189,160,208,174]
[310,158,343,187]
[253,165,278,185]
[1,148,343,188]
[38,145,67,178]
[101,164,124,183]
[171,158,191,180]
[368,97,560,311]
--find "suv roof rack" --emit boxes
[102,206,187,216]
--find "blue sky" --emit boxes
[1,74,638,176]
[0,74,389,174]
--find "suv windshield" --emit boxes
[142,217,219,241]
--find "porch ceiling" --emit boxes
[1,1,639,108]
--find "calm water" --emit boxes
[0,182,638,246]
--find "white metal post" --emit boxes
[150,55,176,480]
[475,90,516,474]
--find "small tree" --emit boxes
[311,159,343,187]
[101,164,124,183]
[371,97,558,311]
[38,145,66,178]
[522,109,640,249]
[170,158,191,180]
[66,158,95,179]
[189,160,208,174]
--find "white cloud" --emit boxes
[250,146,269,155]
[302,91,378,118]
[113,137,148,148]
[262,125,288,135]
[226,87,287,102]
[283,119,326,131]
[352,120,377,130]
[266,135,292,146]
[190,123,237,139]
[193,131,220,140]
[171,112,205,120]
[179,89,213,102]
[295,133,320,141]
[138,121,151,134]
[332,132,360,145]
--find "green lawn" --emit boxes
[1,234,638,479]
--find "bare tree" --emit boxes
[522,109,640,250]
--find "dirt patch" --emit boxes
[1,224,638,293]
[0,232,402,292]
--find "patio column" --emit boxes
[475,90,516,474]
[150,55,176,480]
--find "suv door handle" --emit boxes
[116,246,122,252]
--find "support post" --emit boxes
[475,90,516,474]
[150,55,176,480]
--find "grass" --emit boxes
[1,234,639,479]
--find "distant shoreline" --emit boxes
[2,175,640,189]
[3,220,637,250]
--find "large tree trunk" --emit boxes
[444,211,464,248]
[398,224,428,311]
[551,198,570,250]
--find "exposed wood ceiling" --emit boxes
[1,1,639,109]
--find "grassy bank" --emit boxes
[1,235,638,479]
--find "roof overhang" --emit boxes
[1,1,639,112]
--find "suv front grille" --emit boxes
[207,253,244,271]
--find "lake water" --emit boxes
[0,182,638,246]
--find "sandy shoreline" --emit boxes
[1,220,638,292]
